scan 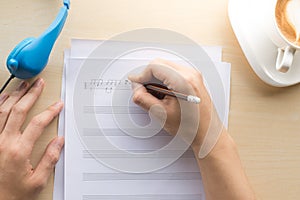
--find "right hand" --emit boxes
[128,59,224,155]
[129,60,256,200]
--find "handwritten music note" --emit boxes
[84,79,131,93]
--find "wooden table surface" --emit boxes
[1,0,300,199]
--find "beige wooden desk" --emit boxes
[1,0,300,199]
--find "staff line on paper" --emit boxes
[83,172,202,181]
[82,194,202,200]
[82,128,167,136]
[82,149,195,159]
[84,106,147,114]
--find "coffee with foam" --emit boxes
[276,0,300,46]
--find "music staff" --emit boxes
[84,79,131,93]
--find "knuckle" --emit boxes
[132,93,143,105]
[30,116,46,128]
[185,75,196,85]
[8,146,23,160]
[186,71,203,84]
[46,150,60,166]
[184,73,204,94]
[0,107,10,116]
[12,104,27,115]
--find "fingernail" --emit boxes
[34,78,44,87]
[17,81,28,91]
[53,101,63,109]
[54,136,65,149]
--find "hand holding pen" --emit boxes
[128,59,213,149]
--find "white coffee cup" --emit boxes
[265,0,300,73]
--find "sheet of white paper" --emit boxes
[54,39,231,200]
[53,49,69,200]
[70,39,223,63]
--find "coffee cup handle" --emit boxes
[276,46,296,72]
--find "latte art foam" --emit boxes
[276,0,300,46]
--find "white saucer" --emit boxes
[228,0,300,87]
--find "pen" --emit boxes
[144,83,201,104]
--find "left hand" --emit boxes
[0,78,64,200]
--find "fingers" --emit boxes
[4,78,45,133]
[21,101,64,154]
[128,60,176,86]
[131,83,162,111]
[128,59,187,92]
[30,137,64,192]
[0,81,29,132]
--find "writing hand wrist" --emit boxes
[192,128,236,161]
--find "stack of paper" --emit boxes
[54,39,231,200]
